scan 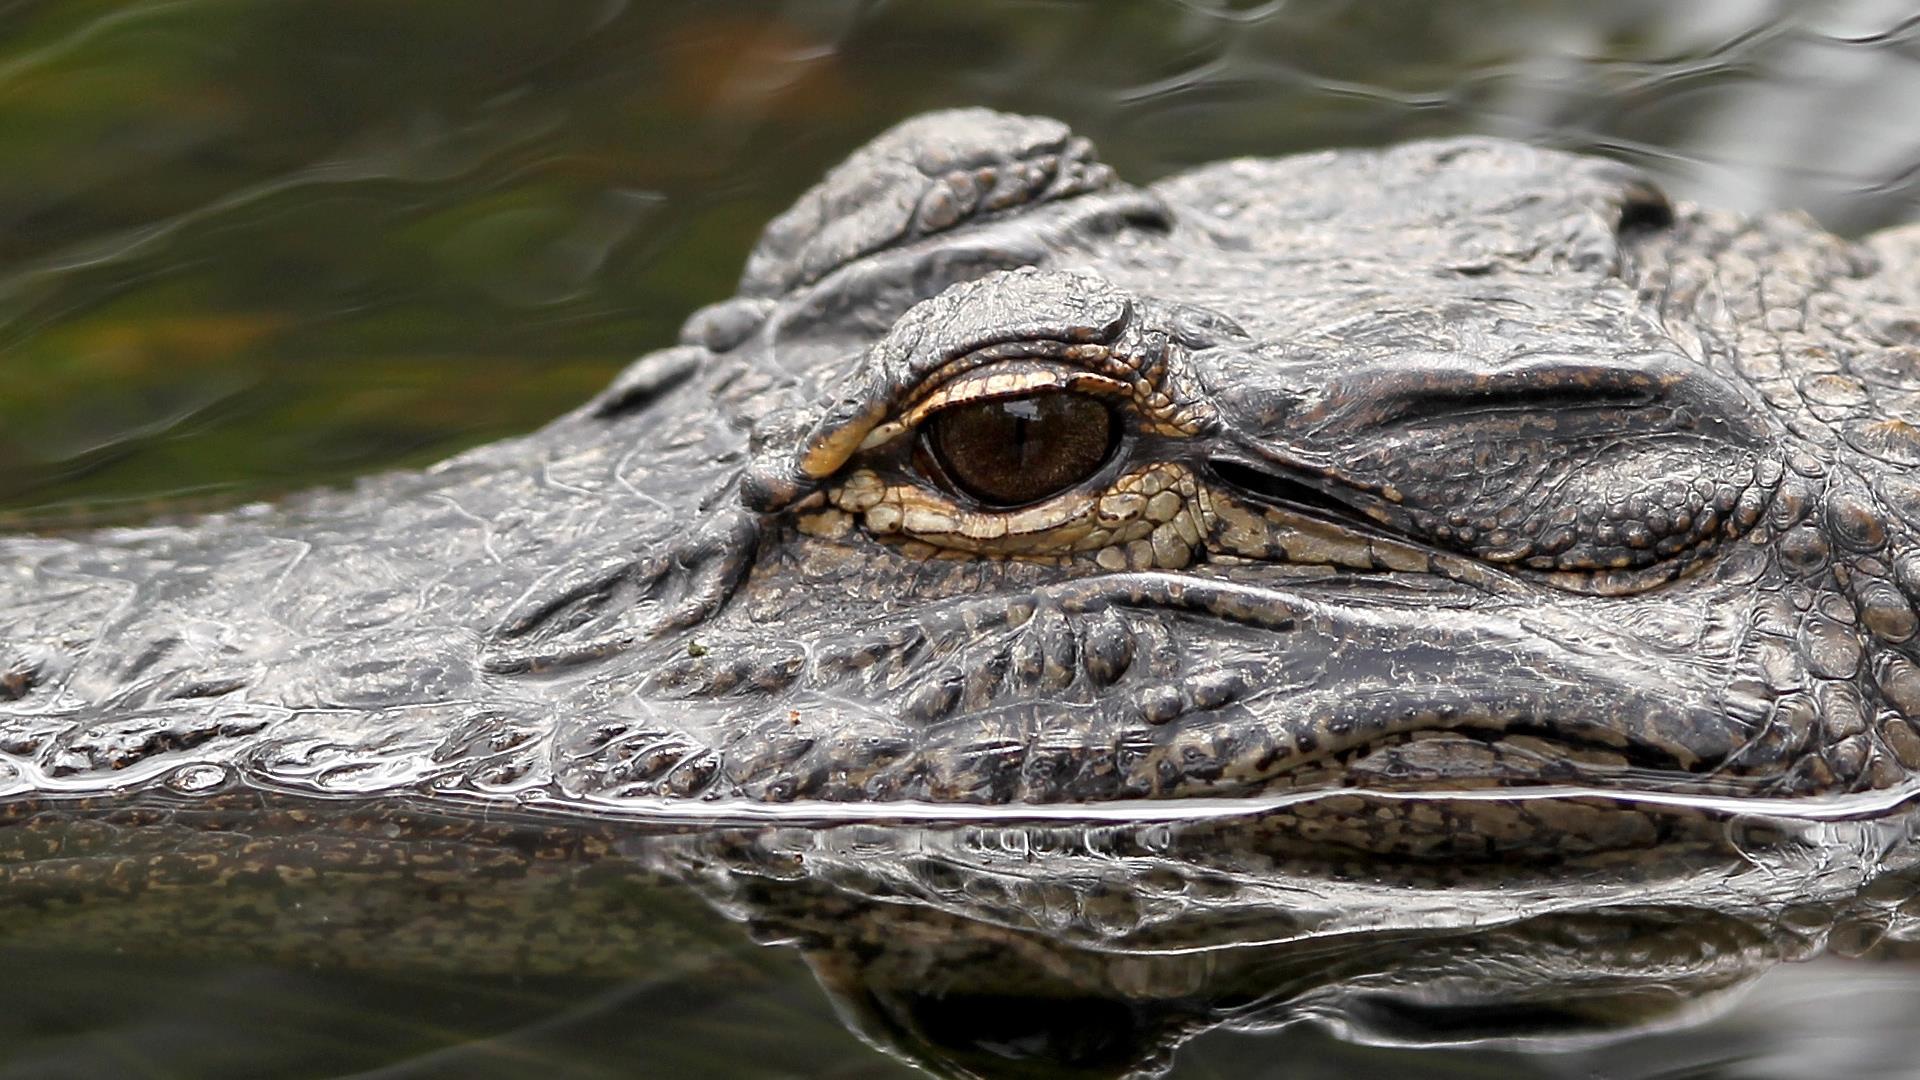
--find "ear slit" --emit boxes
[1616,181,1674,235]
[588,346,704,419]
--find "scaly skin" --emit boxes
[3,110,1920,856]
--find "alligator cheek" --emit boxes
[1106,595,1765,800]
[569,572,1763,809]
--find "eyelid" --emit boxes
[855,361,1132,451]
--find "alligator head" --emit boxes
[500,110,1920,820]
[6,110,1920,852]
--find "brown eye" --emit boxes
[922,391,1117,507]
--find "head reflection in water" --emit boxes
[1,794,1911,1078]
[696,808,1906,1078]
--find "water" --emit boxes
[5,1,1920,1077]
[8,787,1920,1078]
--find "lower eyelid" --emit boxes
[825,462,1206,569]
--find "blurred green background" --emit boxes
[2,0,1916,527]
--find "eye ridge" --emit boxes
[918,390,1119,508]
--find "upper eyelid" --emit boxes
[793,272,1132,478]
[786,271,1228,493]
[856,361,1133,452]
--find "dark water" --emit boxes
[10,795,1920,1080]
[11,791,1920,1076]
[5,1,1920,1077]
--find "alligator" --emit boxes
[5,109,1920,858]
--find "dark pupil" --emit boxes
[925,392,1115,507]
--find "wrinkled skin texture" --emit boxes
[5,110,1920,855]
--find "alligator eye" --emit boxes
[921,391,1116,507]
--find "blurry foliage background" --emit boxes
[0,0,1916,525]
